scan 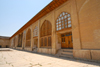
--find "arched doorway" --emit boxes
[26,28,31,47]
[56,12,73,49]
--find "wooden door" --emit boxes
[61,34,67,48]
[68,35,73,48]
[61,33,73,49]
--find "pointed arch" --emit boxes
[40,20,52,47]
[56,12,72,31]
[18,33,23,47]
[26,28,31,47]
[41,20,52,37]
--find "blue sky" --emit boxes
[0,0,52,37]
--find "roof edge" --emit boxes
[10,0,68,39]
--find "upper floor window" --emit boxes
[41,20,52,37]
[33,26,38,37]
[56,12,72,31]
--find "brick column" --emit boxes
[71,0,82,49]
[52,11,56,54]
[38,20,40,48]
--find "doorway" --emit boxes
[34,39,38,48]
[6,45,8,48]
[61,32,73,49]
[0,45,2,48]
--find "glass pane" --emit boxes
[60,14,62,17]
[56,25,58,27]
[68,21,71,24]
[59,21,61,24]
[59,27,61,30]
[64,15,67,18]
[56,22,58,25]
[65,22,67,24]
[68,14,70,17]
[57,28,59,31]
[62,23,64,26]
[63,12,65,15]
[68,17,71,20]
[62,20,64,23]
[65,26,67,28]
[59,24,61,26]
[62,26,64,29]
[62,17,63,20]
[65,19,67,21]
[66,13,68,14]
[68,24,72,27]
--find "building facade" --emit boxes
[0,36,10,48]
[10,0,100,61]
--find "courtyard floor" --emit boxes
[0,48,100,67]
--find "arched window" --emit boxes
[26,29,31,47]
[40,20,52,47]
[56,12,71,31]
[11,38,14,47]
[18,33,23,47]
[33,26,38,37]
[13,37,15,47]
[23,31,26,40]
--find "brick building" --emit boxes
[9,0,100,61]
[0,36,10,48]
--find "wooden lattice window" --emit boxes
[13,37,15,47]
[56,12,71,31]
[18,33,23,47]
[33,26,38,37]
[41,38,43,46]
[41,20,52,37]
[48,36,51,46]
[26,29,31,47]
[40,20,52,48]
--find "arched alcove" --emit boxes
[40,20,52,47]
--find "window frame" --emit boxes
[56,12,72,31]
[40,20,52,48]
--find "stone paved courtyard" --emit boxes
[0,48,100,67]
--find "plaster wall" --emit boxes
[76,0,100,49]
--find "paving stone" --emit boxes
[0,48,100,67]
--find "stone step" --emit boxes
[56,49,74,58]
[61,49,73,52]
[60,54,74,58]
[32,48,38,52]
[61,51,73,55]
